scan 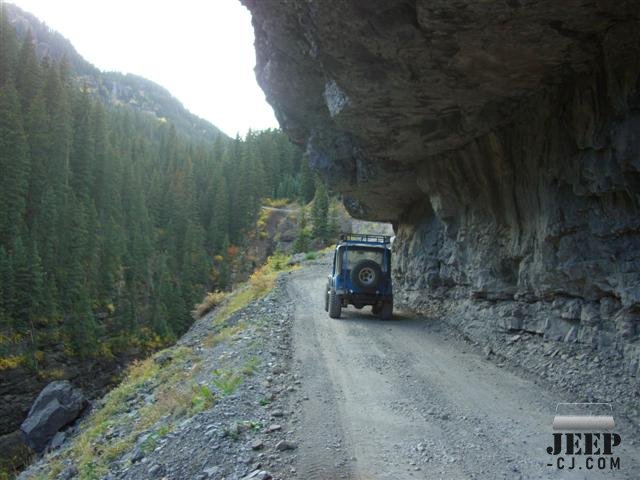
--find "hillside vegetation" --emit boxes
[0,8,327,473]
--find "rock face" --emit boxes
[242,1,640,371]
[20,381,86,453]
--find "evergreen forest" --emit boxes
[0,18,318,365]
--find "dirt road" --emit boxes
[285,263,640,480]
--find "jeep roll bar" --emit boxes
[339,233,392,246]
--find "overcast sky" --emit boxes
[10,0,279,137]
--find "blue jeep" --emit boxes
[325,233,393,319]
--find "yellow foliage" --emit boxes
[0,331,24,346]
[46,368,66,380]
[263,197,290,208]
[257,208,272,230]
[0,355,26,370]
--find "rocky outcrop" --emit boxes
[20,381,86,453]
[242,1,640,372]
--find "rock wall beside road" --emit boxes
[241,0,640,374]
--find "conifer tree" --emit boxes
[208,174,230,252]
[11,235,31,332]
[0,81,30,244]
[15,30,41,112]
[0,246,13,329]
[25,91,50,225]
[70,89,95,199]
[0,5,18,87]
[312,181,329,240]
[299,158,315,203]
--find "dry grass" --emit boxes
[26,253,295,480]
[44,347,205,480]
[193,291,227,319]
[214,253,292,323]
[203,323,245,349]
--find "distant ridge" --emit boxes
[4,2,226,143]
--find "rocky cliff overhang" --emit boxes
[243,0,640,369]
[243,0,638,219]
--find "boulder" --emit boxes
[20,380,86,453]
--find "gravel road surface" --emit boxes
[286,263,640,480]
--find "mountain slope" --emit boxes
[0,4,310,476]
[3,2,225,144]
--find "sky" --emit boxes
[10,0,279,137]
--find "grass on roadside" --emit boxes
[241,356,260,376]
[25,253,294,480]
[212,369,243,396]
[44,346,207,480]
[214,253,294,324]
[203,323,245,349]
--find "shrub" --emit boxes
[190,384,215,414]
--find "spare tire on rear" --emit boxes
[351,259,382,292]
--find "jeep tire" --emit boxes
[380,299,393,320]
[351,259,382,292]
[328,290,342,319]
[324,288,329,312]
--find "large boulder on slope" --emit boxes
[20,380,87,453]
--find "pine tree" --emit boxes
[43,59,72,200]
[182,223,208,285]
[25,91,50,226]
[91,102,109,211]
[312,181,329,240]
[70,89,95,199]
[0,4,18,87]
[150,254,174,340]
[0,246,14,330]
[15,30,41,113]
[0,81,30,244]
[299,157,315,203]
[208,174,230,252]
[11,235,31,331]
[65,255,98,357]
